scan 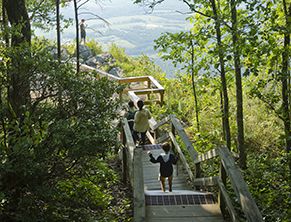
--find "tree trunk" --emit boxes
[229,0,246,169]
[4,0,31,117]
[2,1,31,220]
[190,38,200,132]
[210,0,231,150]
[73,0,80,74]
[56,0,61,62]
[282,0,291,178]
[2,0,9,46]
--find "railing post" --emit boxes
[122,146,128,184]
[121,126,128,184]
[160,91,164,106]
[171,122,175,148]
[219,163,227,218]
[147,79,151,102]
[133,147,145,222]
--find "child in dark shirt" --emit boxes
[148,142,178,192]
[125,100,136,132]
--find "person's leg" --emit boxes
[132,130,138,144]
[160,176,166,192]
[168,175,173,192]
[140,131,146,145]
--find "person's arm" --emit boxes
[148,151,159,163]
[171,154,179,165]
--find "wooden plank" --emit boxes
[123,87,150,93]
[133,147,146,222]
[146,217,224,222]
[155,133,170,144]
[134,88,164,94]
[80,64,121,80]
[216,178,239,222]
[146,205,222,217]
[149,118,157,130]
[122,118,135,186]
[169,132,194,182]
[152,116,171,131]
[193,176,218,187]
[218,146,263,222]
[170,115,198,160]
[146,131,155,144]
[119,76,149,84]
[128,91,140,104]
[148,76,164,90]
[194,148,219,164]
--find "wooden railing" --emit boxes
[80,64,164,105]
[103,62,264,221]
[150,115,263,222]
[121,118,145,222]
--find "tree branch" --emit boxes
[29,0,46,20]
[78,11,110,25]
[181,0,232,30]
[77,0,90,9]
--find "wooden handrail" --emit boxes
[218,146,263,222]
[133,147,145,221]
[216,178,239,222]
[169,132,194,182]
[169,115,199,161]
[148,115,263,222]
[121,118,145,221]
[81,64,164,105]
[122,118,136,186]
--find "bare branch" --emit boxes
[181,0,232,30]
[86,27,104,36]
[78,12,110,25]
[148,0,165,9]
[77,0,90,9]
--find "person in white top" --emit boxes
[133,100,151,145]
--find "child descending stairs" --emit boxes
[142,144,225,222]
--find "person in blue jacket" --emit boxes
[148,142,178,192]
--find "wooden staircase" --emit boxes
[142,144,224,222]
[81,64,263,222]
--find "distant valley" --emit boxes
[35,0,191,77]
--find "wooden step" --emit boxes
[141,144,224,221]
[146,205,224,222]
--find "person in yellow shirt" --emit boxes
[133,100,151,145]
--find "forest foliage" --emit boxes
[0,0,290,221]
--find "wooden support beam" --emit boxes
[119,76,149,83]
[156,132,170,144]
[133,88,164,94]
[193,176,218,187]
